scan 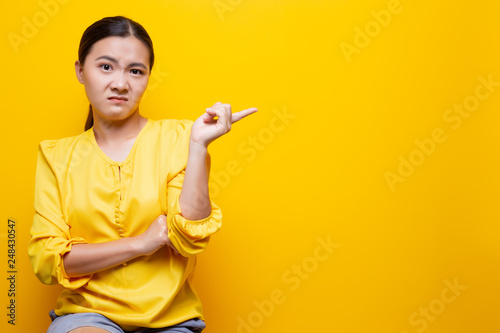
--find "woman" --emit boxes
[28,15,257,333]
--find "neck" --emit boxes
[92,112,148,146]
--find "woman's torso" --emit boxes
[49,118,204,330]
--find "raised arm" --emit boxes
[179,102,258,220]
[165,103,257,257]
[178,141,211,220]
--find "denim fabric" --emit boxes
[47,310,206,333]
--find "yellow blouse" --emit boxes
[28,117,222,331]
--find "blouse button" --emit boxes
[123,262,127,266]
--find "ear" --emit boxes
[74,60,84,84]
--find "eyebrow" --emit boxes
[95,55,148,70]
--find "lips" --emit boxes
[108,96,128,104]
[108,96,128,101]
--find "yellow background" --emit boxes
[1,0,499,332]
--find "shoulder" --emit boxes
[38,132,86,150]
[36,132,89,165]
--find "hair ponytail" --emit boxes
[85,104,93,131]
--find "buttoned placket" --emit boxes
[114,163,124,238]
[114,162,128,267]
[88,119,151,269]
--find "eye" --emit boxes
[131,69,144,75]
[99,64,112,71]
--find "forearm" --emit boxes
[179,140,212,220]
[63,236,143,277]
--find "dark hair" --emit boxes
[78,16,155,131]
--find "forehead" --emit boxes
[89,36,150,66]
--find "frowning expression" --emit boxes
[75,36,151,122]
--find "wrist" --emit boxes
[189,139,208,154]
[129,235,146,257]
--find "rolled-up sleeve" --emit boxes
[165,120,223,257]
[28,141,91,289]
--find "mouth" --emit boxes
[108,96,128,104]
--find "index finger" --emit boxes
[231,108,258,124]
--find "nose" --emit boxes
[110,71,128,92]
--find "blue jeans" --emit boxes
[47,310,206,333]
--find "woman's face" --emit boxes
[75,36,151,122]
